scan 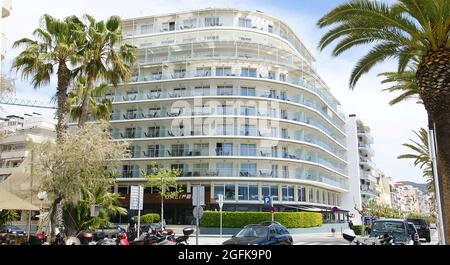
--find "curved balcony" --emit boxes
[120,70,343,120]
[358,143,375,157]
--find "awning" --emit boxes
[0,189,40,211]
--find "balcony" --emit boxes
[360,171,377,183]
[0,149,26,159]
[357,131,374,144]
[359,157,375,169]
[358,143,375,157]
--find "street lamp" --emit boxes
[37,191,47,234]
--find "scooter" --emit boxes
[343,229,396,245]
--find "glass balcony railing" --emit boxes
[123,146,347,175]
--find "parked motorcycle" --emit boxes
[343,229,396,245]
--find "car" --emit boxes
[406,218,431,242]
[222,221,293,245]
[0,225,25,235]
[369,219,419,245]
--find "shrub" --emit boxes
[133,213,161,224]
[200,211,322,228]
[352,225,362,235]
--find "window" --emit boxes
[173,69,186,78]
[239,18,252,28]
[214,184,224,200]
[147,126,160,138]
[169,22,175,31]
[196,67,211,77]
[216,163,233,176]
[240,163,256,177]
[205,35,219,41]
[268,71,276,80]
[149,107,160,117]
[280,73,286,82]
[216,67,232,76]
[182,18,196,29]
[240,144,256,156]
[194,86,210,96]
[298,186,306,202]
[125,109,137,119]
[171,87,186,97]
[193,163,209,176]
[122,165,134,178]
[308,189,314,202]
[240,87,256,96]
[140,24,153,34]
[217,104,233,115]
[217,85,233,96]
[240,105,256,116]
[124,127,136,138]
[217,123,233,135]
[282,166,289,178]
[282,185,294,201]
[216,143,233,156]
[241,124,256,136]
[171,144,185,156]
[225,184,235,200]
[316,190,320,203]
[205,17,220,27]
[147,145,160,157]
[239,184,258,200]
[241,68,257,77]
[268,25,273,33]
[262,184,278,201]
[193,143,209,156]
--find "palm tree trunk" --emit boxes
[417,48,450,244]
[78,75,94,127]
[56,63,70,141]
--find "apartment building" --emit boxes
[79,8,353,224]
[374,168,392,207]
[0,113,55,206]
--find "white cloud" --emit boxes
[1,0,428,183]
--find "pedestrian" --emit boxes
[349,220,354,229]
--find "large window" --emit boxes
[170,144,185,156]
[146,145,160,157]
[140,24,153,34]
[282,185,294,201]
[124,127,136,138]
[225,184,235,200]
[262,184,279,201]
[240,163,257,177]
[298,186,306,202]
[216,67,232,76]
[216,143,233,156]
[239,144,256,156]
[194,86,210,96]
[205,17,220,27]
[193,143,209,156]
[240,86,256,96]
[182,19,196,29]
[239,18,252,28]
[146,126,160,138]
[217,85,233,96]
[240,105,256,116]
[238,184,258,201]
[308,188,314,202]
[241,68,257,77]
[216,163,233,176]
[193,163,209,176]
[217,104,233,115]
[217,123,234,135]
[241,124,256,136]
[196,67,211,77]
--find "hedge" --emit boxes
[352,225,362,235]
[132,213,161,224]
[200,211,322,228]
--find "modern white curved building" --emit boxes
[89,8,352,224]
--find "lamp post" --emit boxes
[37,191,47,234]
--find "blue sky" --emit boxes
[0,0,428,184]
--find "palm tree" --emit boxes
[77,15,136,126]
[317,0,450,242]
[12,14,85,141]
[379,69,418,106]
[67,78,112,122]
[398,128,434,192]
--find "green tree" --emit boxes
[12,14,84,141]
[77,15,136,126]
[143,163,183,227]
[67,77,112,122]
[0,210,19,226]
[32,122,129,242]
[398,128,434,193]
[64,184,127,235]
[317,0,450,242]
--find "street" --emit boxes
[184,229,439,245]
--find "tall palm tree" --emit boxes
[398,128,434,192]
[67,78,112,122]
[317,0,450,243]
[12,14,85,141]
[77,15,136,126]
[379,69,418,106]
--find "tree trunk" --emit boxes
[49,196,62,243]
[56,63,70,141]
[417,48,450,244]
[78,75,94,127]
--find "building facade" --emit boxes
[81,8,352,225]
[374,168,392,207]
[391,182,433,215]
[0,113,55,207]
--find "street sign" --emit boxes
[217,194,224,209]
[193,206,204,219]
[192,185,205,206]
[130,185,144,210]
[263,196,271,206]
